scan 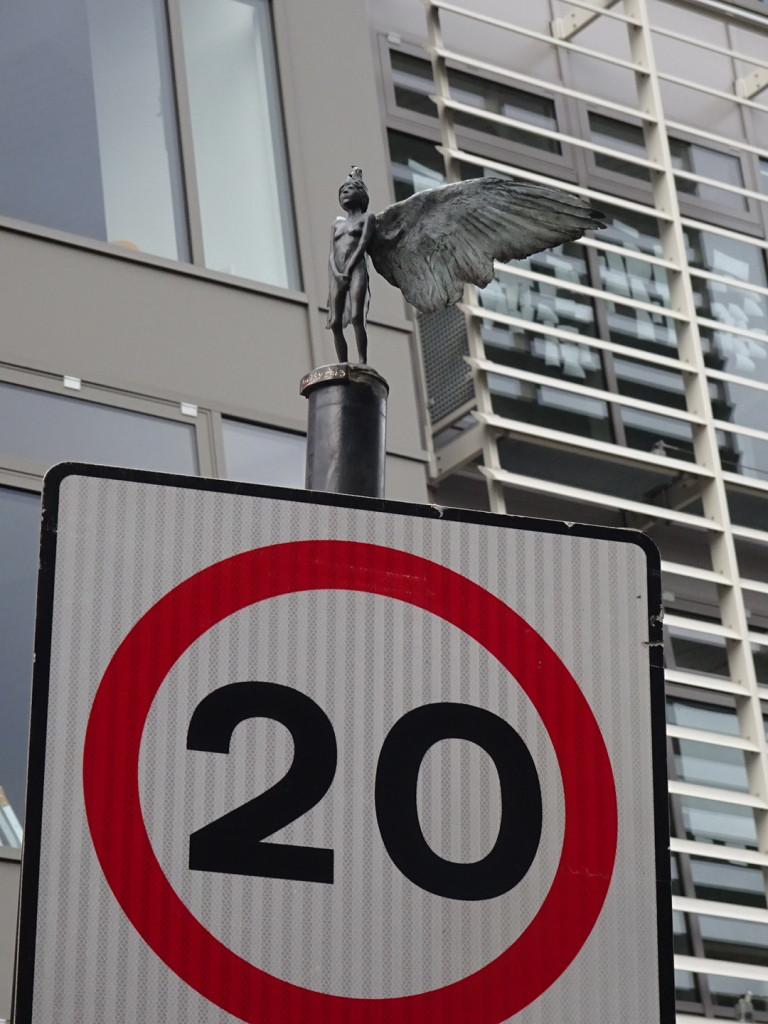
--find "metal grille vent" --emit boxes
[417,306,475,425]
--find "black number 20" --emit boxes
[188,681,542,901]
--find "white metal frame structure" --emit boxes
[417,0,768,1017]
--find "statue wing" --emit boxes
[368,177,605,313]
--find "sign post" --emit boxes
[15,463,673,1024]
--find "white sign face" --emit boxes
[16,465,673,1024]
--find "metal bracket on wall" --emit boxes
[735,67,768,101]
[550,0,622,42]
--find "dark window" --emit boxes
[0,487,40,827]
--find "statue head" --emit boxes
[339,166,369,212]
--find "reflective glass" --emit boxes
[390,51,561,155]
[673,737,750,793]
[596,207,678,359]
[178,0,300,288]
[614,357,686,411]
[388,131,446,203]
[679,794,758,849]
[0,488,40,826]
[589,114,747,211]
[0,0,187,259]
[708,975,768,1014]
[620,407,695,462]
[688,229,768,384]
[674,969,699,1004]
[222,419,306,488]
[689,856,767,909]
[669,626,729,678]
[699,914,768,967]
[487,372,612,442]
[673,911,693,955]
[667,696,739,736]
[0,381,198,473]
[720,429,768,482]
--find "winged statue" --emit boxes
[327,166,605,364]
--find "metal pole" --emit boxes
[300,363,389,498]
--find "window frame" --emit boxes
[378,35,579,186]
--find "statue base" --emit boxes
[300,364,389,498]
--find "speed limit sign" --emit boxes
[15,464,673,1024]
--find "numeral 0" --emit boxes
[187,681,542,902]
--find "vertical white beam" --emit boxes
[624,0,768,877]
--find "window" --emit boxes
[389,49,562,156]
[0,487,40,826]
[222,419,306,487]
[0,0,299,290]
[589,112,750,215]
[0,381,199,474]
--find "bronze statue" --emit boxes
[327,166,605,364]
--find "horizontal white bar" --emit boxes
[673,894,768,924]
[748,631,768,648]
[690,267,768,301]
[680,215,768,252]
[651,22,768,75]
[664,614,739,640]
[732,523,768,546]
[475,409,713,477]
[698,317,768,346]
[431,0,647,73]
[661,560,729,586]
[493,262,688,321]
[582,235,680,272]
[555,0,639,27]
[675,954,768,982]
[433,46,651,122]
[656,69,768,115]
[465,303,691,372]
[666,119,768,163]
[673,167,768,206]
[474,356,703,424]
[664,668,750,697]
[479,465,724,531]
[707,367,768,395]
[670,836,768,867]
[667,723,760,752]
[440,145,675,220]
[668,779,768,809]
[722,471,768,495]
[741,577,768,596]
[715,420,768,443]
[436,96,663,169]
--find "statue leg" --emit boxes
[349,264,369,364]
[328,283,349,362]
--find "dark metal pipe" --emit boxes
[300,364,389,498]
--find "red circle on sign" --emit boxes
[83,540,617,1023]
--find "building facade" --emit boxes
[1,0,768,1019]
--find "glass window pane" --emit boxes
[0,382,198,473]
[679,794,758,850]
[390,51,561,155]
[621,407,695,462]
[672,140,747,211]
[222,419,306,487]
[708,974,768,1015]
[698,913,768,967]
[673,910,693,955]
[487,372,613,442]
[674,969,699,1004]
[178,0,300,289]
[689,856,767,909]
[669,626,729,677]
[0,0,187,259]
[0,488,40,828]
[673,737,750,793]
[666,696,739,736]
